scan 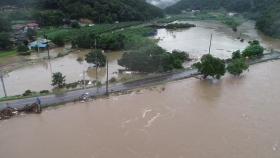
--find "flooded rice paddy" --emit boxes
[0,49,124,96]
[0,60,280,158]
[1,20,280,97]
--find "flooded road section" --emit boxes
[0,50,124,96]
[1,61,280,158]
[154,20,280,59]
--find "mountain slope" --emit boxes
[166,0,280,38]
[0,0,164,23]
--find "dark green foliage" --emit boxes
[151,23,196,29]
[165,23,196,29]
[72,32,98,49]
[33,10,64,26]
[99,33,126,50]
[0,0,35,6]
[22,90,32,96]
[194,54,226,79]
[0,32,12,50]
[52,35,65,46]
[242,40,264,58]
[85,49,106,67]
[227,58,249,76]
[172,50,190,61]
[71,21,80,28]
[34,0,163,24]
[39,90,50,94]
[118,45,187,72]
[109,77,117,83]
[73,32,126,50]
[52,72,66,88]
[232,50,242,60]
[17,44,30,55]
[0,17,11,32]
[26,28,37,41]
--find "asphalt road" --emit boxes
[1,51,280,110]
[0,69,199,110]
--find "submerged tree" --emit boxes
[194,54,226,79]
[85,49,106,67]
[0,32,12,50]
[232,50,242,60]
[52,72,66,88]
[118,45,188,72]
[242,40,264,58]
[227,58,249,76]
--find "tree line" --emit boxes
[165,0,280,38]
[0,0,164,26]
[194,40,264,79]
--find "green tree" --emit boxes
[232,50,242,60]
[194,54,226,79]
[26,28,37,41]
[0,32,12,50]
[52,35,65,46]
[0,17,11,32]
[72,32,98,49]
[242,40,264,58]
[52,72,66,88]
[118,45,187,72]
[99,33,126,50]
[85,49,106,67]
[33,10,64,26]
[17,44,31,55]
[227,58,249,76]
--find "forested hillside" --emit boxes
[166,0,280,38]
[0,0,164,24]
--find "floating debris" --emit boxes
[0,103,41,120]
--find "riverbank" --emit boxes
[1,51,280,111]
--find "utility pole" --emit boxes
[106,58,109,95]
[44,34,50,60]
[83,70,86,89]
[0,72,7,97]
[95,39,98,82]
[95,38,99,92]
[208,33,213,54]
[46,38,50,60]
[37,40,40,53]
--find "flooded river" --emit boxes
[155,20,280,59]
[1,60,280,158]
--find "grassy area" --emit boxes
[0,50,17,58]
[38,21,142,42]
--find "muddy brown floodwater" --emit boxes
[1,20,280,97]
[155,20,280,59]
[0,50,124,96]
[1,60,280,158]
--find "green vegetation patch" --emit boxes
[0,50,17,58]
